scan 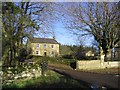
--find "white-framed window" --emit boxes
[51,45,54,48]
[51,51,54,55]
[44,44,47,49]
[36,43,40,48]
[36,51,39,55]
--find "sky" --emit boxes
[33,20,94,46]
[51,21,94,46]
[53,22,77,45]
[31,2,95,46]
[33,17,94,46]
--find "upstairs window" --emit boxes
[44,44,47,49]
[51,45,54,48]
[36,43,40,48]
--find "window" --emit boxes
[51,51,54,55]
[36,51,39,55]
[44,44,47,48]
[51,45,54,48]
[44,52,47,56]
[36,43,40,48]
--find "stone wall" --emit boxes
[76,60,101,70]
[76,60,120,70]
[2,63,41,85]
[104,61,120,68]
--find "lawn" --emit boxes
[2,70,89,89]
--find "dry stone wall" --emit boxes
[2,63,41,85]
[76,60,120,70]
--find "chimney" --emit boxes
[53,36,56,40]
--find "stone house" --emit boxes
[85,50,94,57]
[27,38,59,57]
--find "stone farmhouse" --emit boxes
[27,38,59,57]
[85,50,94,57]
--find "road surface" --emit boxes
[48,65,119,89]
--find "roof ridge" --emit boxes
[30,37,59,44]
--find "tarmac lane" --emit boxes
[48,65,119,89]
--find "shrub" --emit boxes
[26,55,33,59]
[70,61,76,69]
[17,48,28,62]
[40,57,48,76]
[62,54,73,59]
[86,56,97,60]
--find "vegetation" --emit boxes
[2,2,119,89]
[32,56,76,66]
[40,57,48,76]
[2,2,119,68]
[2,70,89,88]
[2,2,54,66]
[81,67,120,75]
[59,2,120,62]
[60,44,97,60]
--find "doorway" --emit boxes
[44,52,47,56]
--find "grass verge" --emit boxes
[81,67,120,74]
[2,70,88,89]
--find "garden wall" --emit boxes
[2,63,42,85]
[76,60,120,70]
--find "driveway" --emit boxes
[48,64,119,89]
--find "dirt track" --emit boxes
[48,64,119,89]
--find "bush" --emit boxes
[75,54,87,60]
[40,57,48,76]
[62,54,73,59]
[70,61,76,69]
[19,48,28,59]
[17,48,28,62]
[26,55,33,59]
[86,56,97,60]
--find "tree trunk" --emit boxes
[106,49,112,61]
[13,46,16,66]
[9,49,13,66]
[9,41,14,66]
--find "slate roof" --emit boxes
[30,38,59,44]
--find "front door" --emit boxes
[44,52,47,56]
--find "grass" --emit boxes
[2,70,89,89]
[83,67,120,74]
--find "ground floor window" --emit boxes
[36,51,39,55]
[51,51,54,55]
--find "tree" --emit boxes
[2,2,20,65]
[60,2,120,63]
[59,44,73,55]
[2,2,54,66]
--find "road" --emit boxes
[48,65,119,89]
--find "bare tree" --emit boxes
[60,2,120,63]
